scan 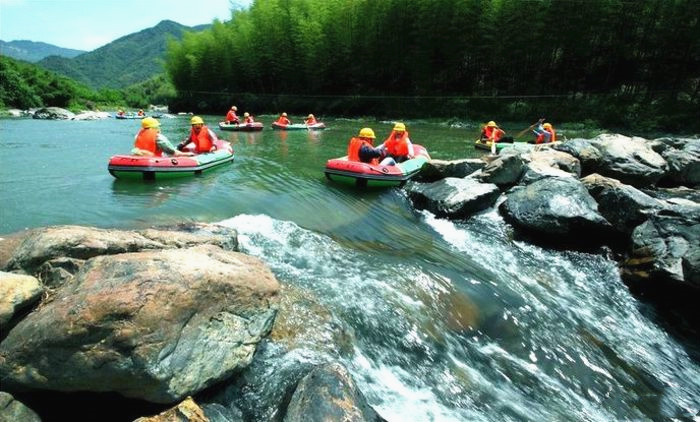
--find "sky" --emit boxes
[0,0,253,51]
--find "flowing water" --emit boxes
[1,116,698,421]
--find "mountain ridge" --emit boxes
[35,20,210,89]
[0,40,85,63]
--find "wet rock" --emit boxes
[32,107,75,120]
[72,111,110,120]
[581,174,664,235]
[0,271,44,326]
[658,139,700,187]
[36,257,84,288]
[500,177,611,239]
[283,362,386,422]
[270,285,353,356]
[0,245,279,403]
[207,285,353,421]
[525,149,581,177]
[201,402,244,422]
[643,186,700,204]
[551,138,603,175]
[0,392,41,422]
[3,224,238,276]
[134,396,208,422]
[588,134,668,187]
[621,208,700,291]
[520,160,577,185]
[414,158,485,182]
[406,177,501,219]
[477,153,525,187]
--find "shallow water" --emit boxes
[1,116,698,420]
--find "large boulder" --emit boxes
[525,150,581,177]
[581,174,664,235]
[499,177,611,239]
[477,153,525,187]
[0,392,41,422]
[134,397,209,422]
[0,245,279,403]
[621,208,700,291]
[414,159,484,182]
[551,138,603,175]
[3,224,238,277]
[283,363,386,422]
[406,177,501,219]
[32,107,75,120]
[658,138,700,187]
[0,271,44,327]
[588,134,668,187]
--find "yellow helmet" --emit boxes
[393,122,406,132]
[190,116,204,125]
[358,128,376,139]
[231,106,237,111]
[282,112,287,117]
[141,117,160,129]
[244,112,250,117]
[543,123,553,129]
[487,121,497,127]
[307,114,314,119]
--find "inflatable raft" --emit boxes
[324,144,430,188]
[108,140,234,181]
[115,114,145,120]
[219,122,264,131]
[474,139,558,153]
[271,122,326,130]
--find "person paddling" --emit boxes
[530,119,556,144]
[225,106,239,125]
[479,121,513,143]
[347,128,385,164]
[380,122,415,165]
[132,117,193,157]
[178,116,218,153]
[275,112,291,126]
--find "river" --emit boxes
[1,116,698,421]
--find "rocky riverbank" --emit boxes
[0,224,385,421]
[408,133,699,329]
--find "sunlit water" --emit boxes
[1,116,698,420]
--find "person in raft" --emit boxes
[132,117,193,157]
[379,122,415,165]
[225,106,239,125]
[347,128,385,164]
[530,118,556,144]
[117,109,125,117]
[479,121,513,143]
[304,114,317,125]
[178,116,218,153]
[137,109,145,117]
[243,112,255,124]
[275,112,291,125]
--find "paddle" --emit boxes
[515,118,545,140]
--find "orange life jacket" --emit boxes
[244,115,255,124]
[347,137,379,164]
[187,126,214,153]
[276,116,291,125]
[134,129,162,156]
[305,117,317,125]
[483,126,505,142]
[226,110,238,123]
[383,130,410,157]
[536,127,556,144]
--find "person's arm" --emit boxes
[207,129,218,151]
[359,144,383,162]
[158,134,193,156]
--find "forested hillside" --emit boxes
[165,0,699,132]
[0,55,175,110]
[38,20,209,89]
[0,40,85,63]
